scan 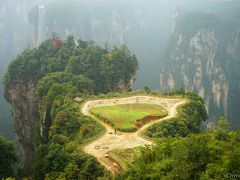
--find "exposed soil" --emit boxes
[135,115,162,128]
[99,156,124,174]
[81,96,186,174]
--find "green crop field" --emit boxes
[90,103,168,132]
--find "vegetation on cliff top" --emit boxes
[29,38,137,179]
[117,119,240,180]
[4,36,138,95]
[3,36,138,179]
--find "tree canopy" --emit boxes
[0,135,17,179]
[4,36,138,95]
[117,119,240,180]
[145,92,207,138]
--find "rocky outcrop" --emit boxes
[161,12,240,127]
[4,81,39,172]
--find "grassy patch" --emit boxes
[90,103,168,132]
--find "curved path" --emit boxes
[81,96,186,174]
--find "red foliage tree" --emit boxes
[52,37,63,48]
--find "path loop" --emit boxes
[81,96,186,174]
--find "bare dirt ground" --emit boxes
[81,96,186,174]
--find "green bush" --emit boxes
[145,93,207,138]
[0,136,18,179]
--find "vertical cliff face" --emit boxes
[160,12,240,127]
[4,81,39,171]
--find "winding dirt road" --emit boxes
[81,96,186,174]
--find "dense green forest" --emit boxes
[117,119,240,180]
[5,36,138,94]
[145,92,207,138]
[33,99,107,179]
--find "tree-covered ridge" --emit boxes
[3,36,137,179]
[4,36,138,94]
[145,92,207,138]
[117,119,240,180]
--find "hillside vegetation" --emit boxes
[3,35,240,179]
[33,99,107,179]
[117,119,240,180]
[5,36,138,94]
[145,92,207,138]
[3,1,240,179]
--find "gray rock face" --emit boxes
[5,80,39,171]
[160,13,240,127]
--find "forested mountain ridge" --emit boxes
[1,0,240,179]
[3,36,240,180]
[4,36,138,173]
[160,3,240,128]
[3,36,210,179]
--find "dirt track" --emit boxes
[81,96,186,174]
